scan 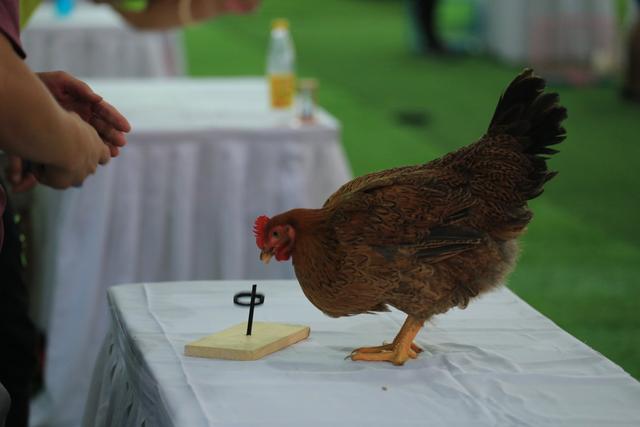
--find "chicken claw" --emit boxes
[349,316,425,365]
[350,342,423,355]
[350,347,415,365]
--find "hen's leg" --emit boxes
[350,316,424,365]
[351,317,423,356]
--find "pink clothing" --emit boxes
[0,0,24,57]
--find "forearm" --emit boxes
[116,0,224,30]
[0,36,86,169]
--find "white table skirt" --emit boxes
[29,78,351,427]
[84,280,640,427]
[22,3,184,77]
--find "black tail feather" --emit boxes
[488,69,567,199]
[488,69,567,155]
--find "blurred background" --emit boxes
[181,0,640,376]
[9,0,640,425]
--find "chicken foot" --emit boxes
[350,316,424,365]
[350,317,423,355]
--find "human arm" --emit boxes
[0,35,110,188]
[112,0,259,30]
[5,71,132,192]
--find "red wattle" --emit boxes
[275,248,291,261]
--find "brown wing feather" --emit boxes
[329,172,485,263]
[322,164,418,209]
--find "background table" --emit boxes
[84,280,640,427]
[29,78,351,427]
[22,3,184,77]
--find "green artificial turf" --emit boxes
[183,0,640,379]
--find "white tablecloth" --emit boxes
[22,3,184,77]
[29,78,351,427]
[84,280,640,427]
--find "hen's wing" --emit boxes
[323,164,418,210]
[328,68,567,255]
[319,170,486,317]
[329,168,485,264]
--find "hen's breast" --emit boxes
[293,233,519,320]
[384,237,519,319]
[292,234,393,318]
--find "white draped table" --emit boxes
[22,3,184,77]
[84,280,640,427]
[29,78,351,427]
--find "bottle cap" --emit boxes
[272,18,289,30]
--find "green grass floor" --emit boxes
[183,0,640,379]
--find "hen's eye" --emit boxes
[272,231,279,238]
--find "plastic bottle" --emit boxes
[267,19,296,109]
[298,78,318,123]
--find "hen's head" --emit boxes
[254,215,296,264]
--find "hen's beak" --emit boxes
[260,249,274,264]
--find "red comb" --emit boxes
[253,215,270,249]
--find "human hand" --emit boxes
[37,71,131,157]
[33,115,111,189]
[5,155,38,193]
[222,0,260,13]
[5,110,112,191]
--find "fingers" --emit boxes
[34,165,78,190]
[98,143,111,166]
[4,156,38,192]
[65,73,103,104]
[39,71,103,104]
[89,115,128,149]
[36,142,107,189]
[92,100,131,133]
[6,155,23,185]
[31,112,114,191]
[12,174,38,193]
[90,100,130,157]
[46,79,131,151]
[107,144,120,158]
[42,73,130,136]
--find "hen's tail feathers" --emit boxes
[487,69,567,199]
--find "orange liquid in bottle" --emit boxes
[269,73,295,108]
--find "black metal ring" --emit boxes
[233,292,265,307]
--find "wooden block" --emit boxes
[184,322,310,361]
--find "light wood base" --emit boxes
[184,322,310,361]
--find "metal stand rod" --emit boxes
[246,284,257,335]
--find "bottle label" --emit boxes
[269,74,295,108]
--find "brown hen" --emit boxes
[254,69,567,365]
